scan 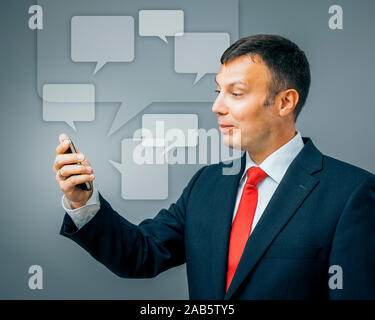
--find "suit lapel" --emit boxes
[223,138,323,300]
[209,153,246,300]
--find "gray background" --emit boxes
[1,0,374,299]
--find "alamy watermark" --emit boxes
[28,265,43,290]
[132,121,243,175]
[328,264,343,290]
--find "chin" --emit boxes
[222,133,243,150]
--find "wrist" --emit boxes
[70,189,94,209]
[70,200,88,209]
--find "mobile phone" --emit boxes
[64,139,92,191]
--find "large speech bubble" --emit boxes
[109,139,168,200]
[42,84,95,130]
[175,33,230,85]
[71,16,134,74]
[139,10,184,43]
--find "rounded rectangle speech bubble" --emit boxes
[174,32,230,85]
[139,10,184,43]
[71,16,135,74]
[42,83,95,131]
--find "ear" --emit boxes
[276,89,299,118]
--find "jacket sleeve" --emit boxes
[328,175,375,299]
[59,166,206,279]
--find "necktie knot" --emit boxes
[246,166,267,186]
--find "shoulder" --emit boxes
[194,156,243,178]
[314,154,375,203]
[186,155,244,189]
[322,154,374,182]
[188,162,227,184]
[299,137,373,181]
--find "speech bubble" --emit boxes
[42,84,95,130]
[71,16,134,74]
[36,0,239,137]
[141,114,198,147]
[107,97,152,137]
[175,32,230,85]
[139,10,184,43]
[109,139,168,200]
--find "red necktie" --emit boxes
[226,166,267,292]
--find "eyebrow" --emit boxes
[215,77,247,87]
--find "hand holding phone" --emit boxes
[53,134,95,208]
[64,139,92,191]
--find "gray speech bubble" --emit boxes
[42,83,95,130]
[71,16,134,74]
[139,10,184,43]
[109,139,168,200]
[175,33,230,85]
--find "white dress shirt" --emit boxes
[62,186,100,229]
[231,131,304,234]
[62,132,304,231]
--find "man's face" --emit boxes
[212,55,278,151]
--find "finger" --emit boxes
[54,153,86,173]
[56,138,71,155]
[59,133,70,144]
[60,174,95,193]
[80,157,91,168]
[56,169,67,182]
[60,164,92,178]
[63,141,91,168]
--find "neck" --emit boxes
[246,129,297,165]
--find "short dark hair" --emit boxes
[220,34,311,121]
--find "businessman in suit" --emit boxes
[53,34,375,299]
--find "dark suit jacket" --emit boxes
[60,138,375,299]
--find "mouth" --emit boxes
[218,123,235,133]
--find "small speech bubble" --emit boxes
[71,16,134,74]
[109,139,168,200]
[42,84,95,130]
[139,10,184,43]
[175,32,230,85]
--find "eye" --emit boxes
[232,93,242,97]
[215,89,221,94]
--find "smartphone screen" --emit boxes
[64,139,92,191]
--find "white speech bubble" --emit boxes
[71,16,134,74]
[42,84,95,130]
[175,32,230,85]
[139,10,184,43]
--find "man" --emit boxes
[53,34,375,299]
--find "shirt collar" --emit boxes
[240,131,304,184]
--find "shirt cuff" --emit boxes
[61,189,101,230]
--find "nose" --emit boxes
[211,92,229,116]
